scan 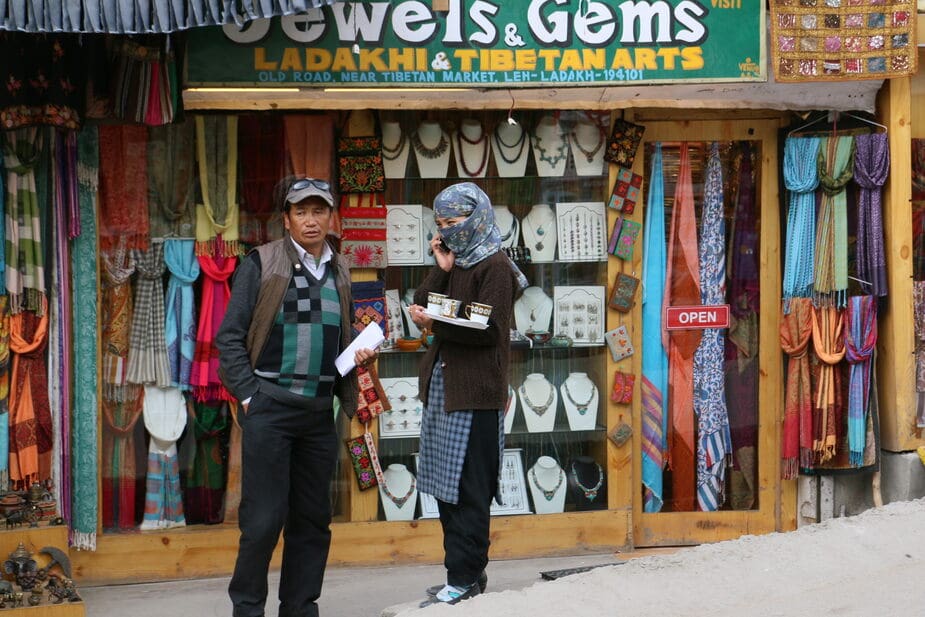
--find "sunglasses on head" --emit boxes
[291,178,330,191]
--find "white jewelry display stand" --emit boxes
[504,384,517,434]
[491,122,530,178]
[513,286,553,334]
[569,455,605,510]
[531,115,569,177]
[561,372,599,431]
[527,456,566,514]
[386,204,425,265]
[521,204,558,262]
[555,202,607,262]
[380,377,423,438]
[553,285,606,344]
[379,463,417,521]
[519,373,557,433]
[421,206,437,265]
[412,121,451,179]
[382,120,411,179]
[452,118,490,178]
[494,205,520,250]
[568,117,606,177]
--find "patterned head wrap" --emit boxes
[433,182,528,288]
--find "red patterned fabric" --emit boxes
[98,125,149,251]
[191,256,237,402]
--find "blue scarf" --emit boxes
[433,182,527,288]
[164,239,200,390]
[782,137,821,309]
[641,144,668,513]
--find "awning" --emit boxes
[0,0,340,34]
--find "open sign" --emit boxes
[665,305,730,330]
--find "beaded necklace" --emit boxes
[455,124,490,176]
[520,378,554,415]
[570,461,603,501]
[533,121,568,167]
[381,475,416,509]
[381,129,407,161]
[562,379,594,415]
[529,466,564,501]
[570,125,605,163]
[411,127,449,159]
[493,125,528,165]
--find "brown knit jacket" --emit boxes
[413,252,519,412]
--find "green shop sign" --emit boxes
[185,0,765,88]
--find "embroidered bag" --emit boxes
[611,370,635,404]
[609,272,640,313]
[355,365,391,425]
[603,118,645,168]
[608,419,633,447]
[337,112,385,194]
[344,431,378,490]
[604,325,635,362]
[341,201,388,269]
[614,218,641,260]
[608,166,643,214]
[352,280,388,338]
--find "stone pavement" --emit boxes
[79,553,623,617]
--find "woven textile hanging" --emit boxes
[164,239,199,390]
[101,389,144,529]
[0,297,10,489]
[239,115,285,246]
[184,399,229,525]
[126,242,171,387]
[9,303,51,490]
[147,119,196,240]
[110,38,179,126]
[190,255,237,402]
[814,136,855,305]
[139,386,186,530]
[811,305,846,464]
[780,297,814,479]
[782,137,821,306]
[195,115,240,257]
[853,133,890,297]
[641,143,668,513]
[844,296,877,466]
[98,125,149,251]
[100,241,137,402]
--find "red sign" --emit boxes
[665,305,730,331]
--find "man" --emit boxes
[217,176,377,617]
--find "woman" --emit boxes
[410,182,526,607]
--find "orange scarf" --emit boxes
[780,298,814,478]
[8,304,50,488]
[811,306,845,463]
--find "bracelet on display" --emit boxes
[503,246,533,265]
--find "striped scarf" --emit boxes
[101,242,137,402]
[126,242,171,387]
[780,297,813,479]
[641,143,668,513]
[190,255,237,402]
[694,143,730,512]
[782,137,821,307]
[140,386,187,530]
[814,136,855,305]
[811,305,845,464]
[101,389,144,529]
[164,239,200,390]
[2,128,46,315]
[0,297,9,488]
[195,115,240,256]
[72,126,99,550]
[844,296,877,466]
[853,133,889,297]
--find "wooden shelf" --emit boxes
[0,525,85,616]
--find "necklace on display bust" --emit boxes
[533,120,568,167]
[530,466,564,501]
[411,126,449,159]
[381,475,416,508]
[524,211,554,252]
[381,128,407,161]
[520,379,554,416]
[494,124,528,164]
[562,380,594,415]
[456,123,490,177]
[519,288,549,325]
[570,124,605,163]
[570,461,603,501]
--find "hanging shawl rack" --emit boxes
[787,110,886,138]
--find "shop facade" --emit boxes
[1,2,922,588]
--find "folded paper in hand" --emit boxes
[335,322,385,376]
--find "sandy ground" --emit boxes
[395,498,925,617]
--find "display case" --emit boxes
[373,110,611,521]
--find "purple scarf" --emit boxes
[853,133,889,297]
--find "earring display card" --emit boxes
[379,377,423,438]
[386,204,425,265]
[555,202,607,262]
[384,289,404,348]
[553,285,606,344]
[414,448,531,518]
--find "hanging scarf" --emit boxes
[190,255,237,402]
[432,182,528,289]
[853,133,889,297]
[72,125,99,550]
[0,152,5,294]
[140,386,187,530]
[239,115,285,247]
[782,137,821,307]
[779,297,813,479]
[126,242,171,387]
[915,281,925,413]
[3,127,46,315]
[844,296,877,466]
[693,143,730,512]
[8,302,51,489]
[101,241,137,402]
[164,239,200,390]
[195,115,240,256]
[101,389,144,529]
[641,143,668,513]
[147,119,196,240]
[184,399,229,525]
[663,143,701,511]
[98,124,149,251]
[222,402,243,524]
[814,136,855,305]
[111,38,178,126]
[811,305,845,464]
[0,297,9,488]
[285,114,335,181]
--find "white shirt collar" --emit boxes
[289,236,333,273]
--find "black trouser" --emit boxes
[229,392,338,617]
[436,410,500,588]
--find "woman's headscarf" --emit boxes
[433,182,528,288]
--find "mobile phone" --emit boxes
[438,239,450,253]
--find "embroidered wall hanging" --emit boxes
[770,0,917,82]
[603,119,645,168]
[351,280,388,339]
[341,204,388,269]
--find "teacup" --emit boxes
[440,298,462,318]
[426,292,448,315]
[465,302,493,324]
